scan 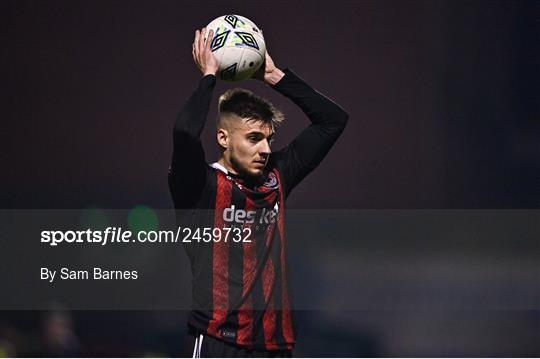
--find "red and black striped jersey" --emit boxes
[169,69,348,350]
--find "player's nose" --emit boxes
[260,139,271,155]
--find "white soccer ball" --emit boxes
[204,15,265,81]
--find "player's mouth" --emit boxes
[254,160,266,167]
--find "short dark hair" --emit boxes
[218,88,284,126]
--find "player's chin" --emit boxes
[248,165,265,177]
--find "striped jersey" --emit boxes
[169,69,348,350]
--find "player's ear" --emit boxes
[217,128,229,149]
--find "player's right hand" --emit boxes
[192,28,219,77]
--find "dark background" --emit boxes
[2,0,539,357]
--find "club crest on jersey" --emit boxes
[263,172,278,189]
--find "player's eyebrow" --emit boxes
[246,131,274,139]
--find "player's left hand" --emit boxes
[253,45,284,85]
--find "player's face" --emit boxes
[228,119,274,178]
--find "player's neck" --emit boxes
[216,158,262,187]
[217,158,238,176]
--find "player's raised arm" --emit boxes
[169,28,219,208]
[255,51,349,196]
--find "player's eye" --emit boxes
[247,134,263,143]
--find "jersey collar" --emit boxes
[210,162,228,174]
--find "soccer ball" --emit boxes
[204,15,266,81]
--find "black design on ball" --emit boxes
[224,15,239,28]
[221,63,237,81]
[235,31,259,50]
[211,30,230,52]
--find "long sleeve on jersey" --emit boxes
[170,74,216,208]
[270,69,349,196]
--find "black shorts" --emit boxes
[183,326,293,358]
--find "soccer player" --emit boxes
[170,28,348,357]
